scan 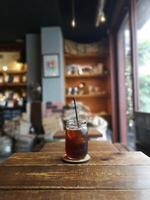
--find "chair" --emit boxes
[134,112,150,156]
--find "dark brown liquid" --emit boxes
[65,128,88,159]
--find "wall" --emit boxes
[41,27,65,104]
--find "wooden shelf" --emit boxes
[64,53,108,59]
[66,93,108,98]
[65,73,108,78]
[0,83,27,87]
[0,70,27,74]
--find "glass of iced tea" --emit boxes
[65,119,88,160]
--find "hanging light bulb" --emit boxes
[71,0,76,28]
[100,12,106,23]
[96,0,106,27]
[71,18,76,28]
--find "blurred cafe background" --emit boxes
[1,0,150,161]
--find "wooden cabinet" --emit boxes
[64,50,112,124]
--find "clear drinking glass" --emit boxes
[65,119,88,160]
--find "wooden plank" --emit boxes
[40,141,119,153]
[3,152,150,166]
[0,190,150,200]
[0,165,150,189]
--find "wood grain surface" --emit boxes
[3,152,150,166]
[0,165,150,189]
[40,141,119,153]
[1,141,150,200]
[0,190,150,200]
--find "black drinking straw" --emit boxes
[73,97,79,126]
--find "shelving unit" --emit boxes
[64,46,112,124]
[0,68,27,111]
[0,46,27,129]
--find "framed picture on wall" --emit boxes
[43,54,60,77]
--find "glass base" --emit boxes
[62,154,90,163]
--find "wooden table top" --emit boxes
[3,151,150,166]
[0,190,150,200]
[40,140,119,153]
[0,141,150,199]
